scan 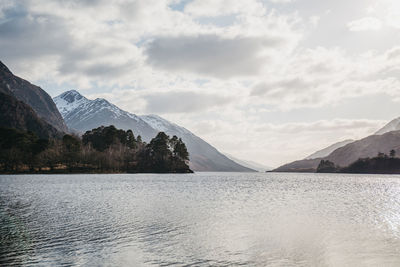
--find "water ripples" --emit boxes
[1,173,400,266]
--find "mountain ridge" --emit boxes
[375,117,400,135]
[274,130,400,172]
[305,139,354,160]
[54,90,255,172]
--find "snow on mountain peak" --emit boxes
[54,90,192,137]
[54,90,143,123]
[59,90,84,103]
[54,90,89,117]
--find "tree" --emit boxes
[126,129,136,149]
[377,152,386,158]
[62,134,81,171]
[83,125,135,151]
[317,160,338,173]
[0,126,192,174]
[149,132,171,169]
[390,149,396,158]
[173,138,189,161]
[136,132,191,173]
[0,128,48,172]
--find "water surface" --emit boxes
[1,172,400,266]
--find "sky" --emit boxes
[1,0,400,167]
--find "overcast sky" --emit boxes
[1,0,400,167]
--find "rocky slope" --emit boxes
[54,90,254,172]
[0,61,67,132]
[0,91,61,138]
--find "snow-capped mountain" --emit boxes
[375,117,400,135]
[54,90,157,139]
[54,90,254,172]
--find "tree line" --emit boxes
[317,150,400,174]
[0,125,192,173]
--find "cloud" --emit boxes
[251,78,317,97]
[347,17,383,31]
[142,91,232,113]
[247,46,400,110]
[184,0,265,17]
[0,13,73,60]
[269,0,294,3]
[256,119,385,134]
[386,47,400,60]
[145,34,285,78]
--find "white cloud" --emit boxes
[350,1,400,30]
[269,0,294,3]
[248,46,400,110]
[347,17,382,31]
[184,0,265,17]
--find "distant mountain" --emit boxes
[273,158,321,172]
[323,131,400,166]
[305,139,354,159]
[0,61,67,132]
[54,90,254,172]
[0,91,61,139]
[375,117,400,135]
[274,130,400,172]
[225,153,272,172]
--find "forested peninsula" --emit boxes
[0,125,192,174]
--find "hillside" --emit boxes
[274,130,400,172]
[305,139,354,159]
[0,61,67,132]
[0,91,61,139]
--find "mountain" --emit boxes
[375,117,400,135]
[304,139,354,159]
[323,131,400,166]
[274,130,400,172]
[0,91,61,139]
[0,61,67,132]
[54,90,157,138]
[139,115,255,172]
[225,153,272,172]
[273,158,321,172]
[54,90,254,172]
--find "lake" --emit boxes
[1,172,400,266]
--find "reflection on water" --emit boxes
[1,173,400,266]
